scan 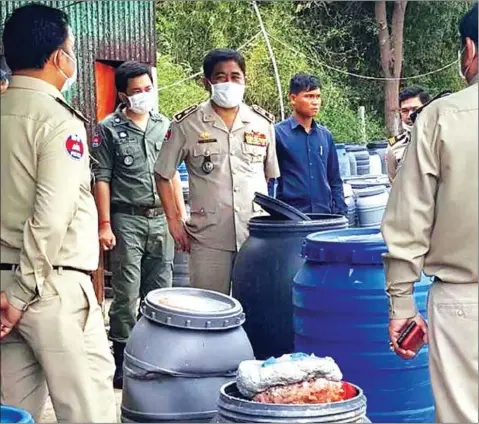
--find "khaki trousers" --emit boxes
[0,269,117,423]
[189,242,236,295]
[428,281,478,423]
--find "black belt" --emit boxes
[0,263,92,276]
[111,204,164,218]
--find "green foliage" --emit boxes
[155,0,470,142]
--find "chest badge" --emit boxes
[124,155,134,166]
[202,156,214,174]
[198,131,217,144]
[244,131,267,146]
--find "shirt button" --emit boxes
[199,208,205,214]
[234,186,239,192]
[232,169,236,175]
[234,206,240,212]
[205,150,210,156]
[230,152,234,156]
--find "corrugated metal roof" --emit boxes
[0,0,156,135]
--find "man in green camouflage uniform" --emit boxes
[91,61,184,389]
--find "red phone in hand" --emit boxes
[397,320,425,353]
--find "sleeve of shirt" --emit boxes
[154,121,187,180]
[265,122,280,179]
[381,107,441,319]
[90,123,114,183]
[386,144,397,184]
[5,121,89,311]
[327,134,347,215]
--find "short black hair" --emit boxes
[203,49,246,80]
[399,86,431,106]
[459,2,478,47]
[115,61,153,93]
[2,4,70,72]
[289,73,321,95]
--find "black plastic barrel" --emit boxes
[121,288,254,423]
[294,228,434,422]
[231,213,348,360]
[213,381,370,423]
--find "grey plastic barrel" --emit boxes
[121,288,254,423]
[172,250,190,287]
[213,381,370,423]
[367,142,388,174]
[354,186,389,227]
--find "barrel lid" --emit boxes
[345,175,389,189]
[335,143,345,149]
[302,227,387,264]
[141,288,245,330]
[354,186,386,197]
[345,144,366,152]
[253,192,311,221]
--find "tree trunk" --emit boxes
[375,0,408,136]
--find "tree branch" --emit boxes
[375,0,392,78]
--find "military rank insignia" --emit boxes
[244,131,267,146]
[198,131,217,144]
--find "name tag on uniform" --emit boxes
[244,131,267,147]
[198,131,217,144]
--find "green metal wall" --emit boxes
[0,0,156,134]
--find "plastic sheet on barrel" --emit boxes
[121,288,254,423]
[335,143,351,179]
[293,227,435,423]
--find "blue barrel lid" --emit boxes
[301,227,387,264]
[0,405,34,423]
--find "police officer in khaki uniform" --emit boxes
[155,49,280,295]
[381,5,478,423]
[0,4,116,422]
[386,86,430,183]
[91,61,183,389]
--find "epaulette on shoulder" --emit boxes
[251,104,275,124]
[410,90,452,124]
[55,97,89,124]
[388,136,397,147]
[173,105,198,123]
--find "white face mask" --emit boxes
[458,44,476,80]
[210,81,245,108]
[57,50,77,92]
[127,91,155,115]
[400,121,412,132]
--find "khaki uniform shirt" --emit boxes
[91,106,169,207]
[381,74,479,319]
[0,76,99,310]
[386,130,411,183]
[155,100,280,251]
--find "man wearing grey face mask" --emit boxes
[154,48,280,295]
[91,61,184,389]
[386,86,431,183]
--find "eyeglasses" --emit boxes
[400,107,419,115]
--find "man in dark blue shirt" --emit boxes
[275,73,347,215]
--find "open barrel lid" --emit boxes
[142,288,245,330]
[254,192,311,221]
[301,227,387,264]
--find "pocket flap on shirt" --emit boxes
[193,144,221,157]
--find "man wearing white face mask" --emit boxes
[155,48,280,295]
[0,4,116,422]
[381,3,478,423]
[91,61,184,389]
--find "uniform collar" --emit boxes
[201,100,252,133]
[113,104,163,124]
[9,75,65,100]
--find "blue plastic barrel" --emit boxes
[177,161,188,182]
[293,227,434,423]
[0,405,34,423]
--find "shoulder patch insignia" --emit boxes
[388,136,397,147]
[173,105,198,123]
[55,97,89,124]
[251,104,275,124]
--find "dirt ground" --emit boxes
[40,299,122,423]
